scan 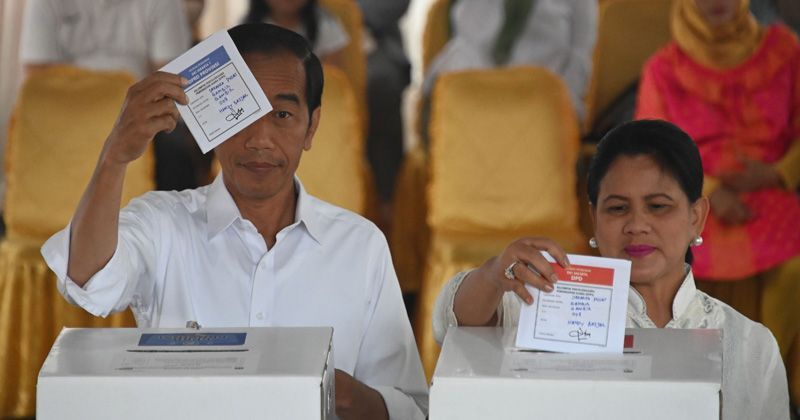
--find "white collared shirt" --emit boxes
[433,269,790,420]
[42,175,428,419]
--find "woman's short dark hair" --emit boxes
[228,23,323,118]
[243,0,319,46]
[586,119,704,264]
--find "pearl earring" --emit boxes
[589,237,598,249]
[691,235,703,247]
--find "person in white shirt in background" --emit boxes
[41,23,427,420]
[423,0,597,121]
[432,120,790,419]
[19,0,213,191]
[19,0,190,79]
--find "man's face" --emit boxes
[215,51,320,202]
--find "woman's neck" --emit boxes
[270,13,302,29]
[633,267,687,328]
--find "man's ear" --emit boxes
[303,107,321,151]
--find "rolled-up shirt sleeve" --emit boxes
[354,235,428,419]
[40,195,161,319]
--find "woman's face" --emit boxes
[693,0,740,27]
[265,0,308,16]
[592,155,708,288]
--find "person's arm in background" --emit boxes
[20,0,62,77]
[146,0,191,72]
[564,0,598,120]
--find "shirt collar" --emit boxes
[206,174,322,244]
[627,264,696,320]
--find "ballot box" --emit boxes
[37,327,334,420]
[430,327,722,420]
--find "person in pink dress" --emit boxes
[635,0,800,405]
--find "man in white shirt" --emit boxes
[41,23,428,420]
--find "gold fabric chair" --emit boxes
[421,0,453,75]
[584,0,673,131]
[0,66,152,417]
[416,67,588,378]
[297,65,374,216]
[319,0,367,117]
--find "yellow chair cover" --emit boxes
[297,65,374,216]
[416,67,588,378]
[0,66,152,417]
[390,146,430,293]
[584,0,673,131]
[319,0,367,116]
[421,0,453,75]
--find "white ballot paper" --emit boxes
[161,30,271,153]
[516,253,631,353]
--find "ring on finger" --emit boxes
[504,261,519,280]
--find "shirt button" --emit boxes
[256,312,264,320]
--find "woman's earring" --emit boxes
[691,235,703,247]
[589,237,598,249]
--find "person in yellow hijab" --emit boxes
[636,0,800,408]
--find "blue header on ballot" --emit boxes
[180,46,231,89]
[138,333,247,346]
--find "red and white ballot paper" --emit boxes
[516,253,631,353]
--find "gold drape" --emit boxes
[415,67,588,378]
[0,66,152,417]
[421,0,454,75]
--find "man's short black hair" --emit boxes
[228,23,323,117]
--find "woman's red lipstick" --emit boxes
[625,245,655,258]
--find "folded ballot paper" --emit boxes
[161,30,272,153]
[516,253,631,353]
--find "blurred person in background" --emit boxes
[358,0,411,225]
[423,0,597,123]
[636,0,800,406]
[243,0,349,69]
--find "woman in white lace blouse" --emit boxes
[432,120,790,420]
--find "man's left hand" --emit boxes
[334,369,389,420]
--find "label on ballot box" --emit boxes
[161,30,272,153]
[516,253,631,353]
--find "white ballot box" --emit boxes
[37,327,334,420]
[431,327,722,420]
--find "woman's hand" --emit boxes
[484,237,571,305]
[452,237,570,327]
[718,159,782,192]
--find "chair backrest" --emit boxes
[319,0,366,112]
[584,0,673,130]
[5,66,154,241]
[296,65,369,215]
[422,0,453,75]
[427,66,582,240]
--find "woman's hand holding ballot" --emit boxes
[104,72,189,166]
[453,237,570,327]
